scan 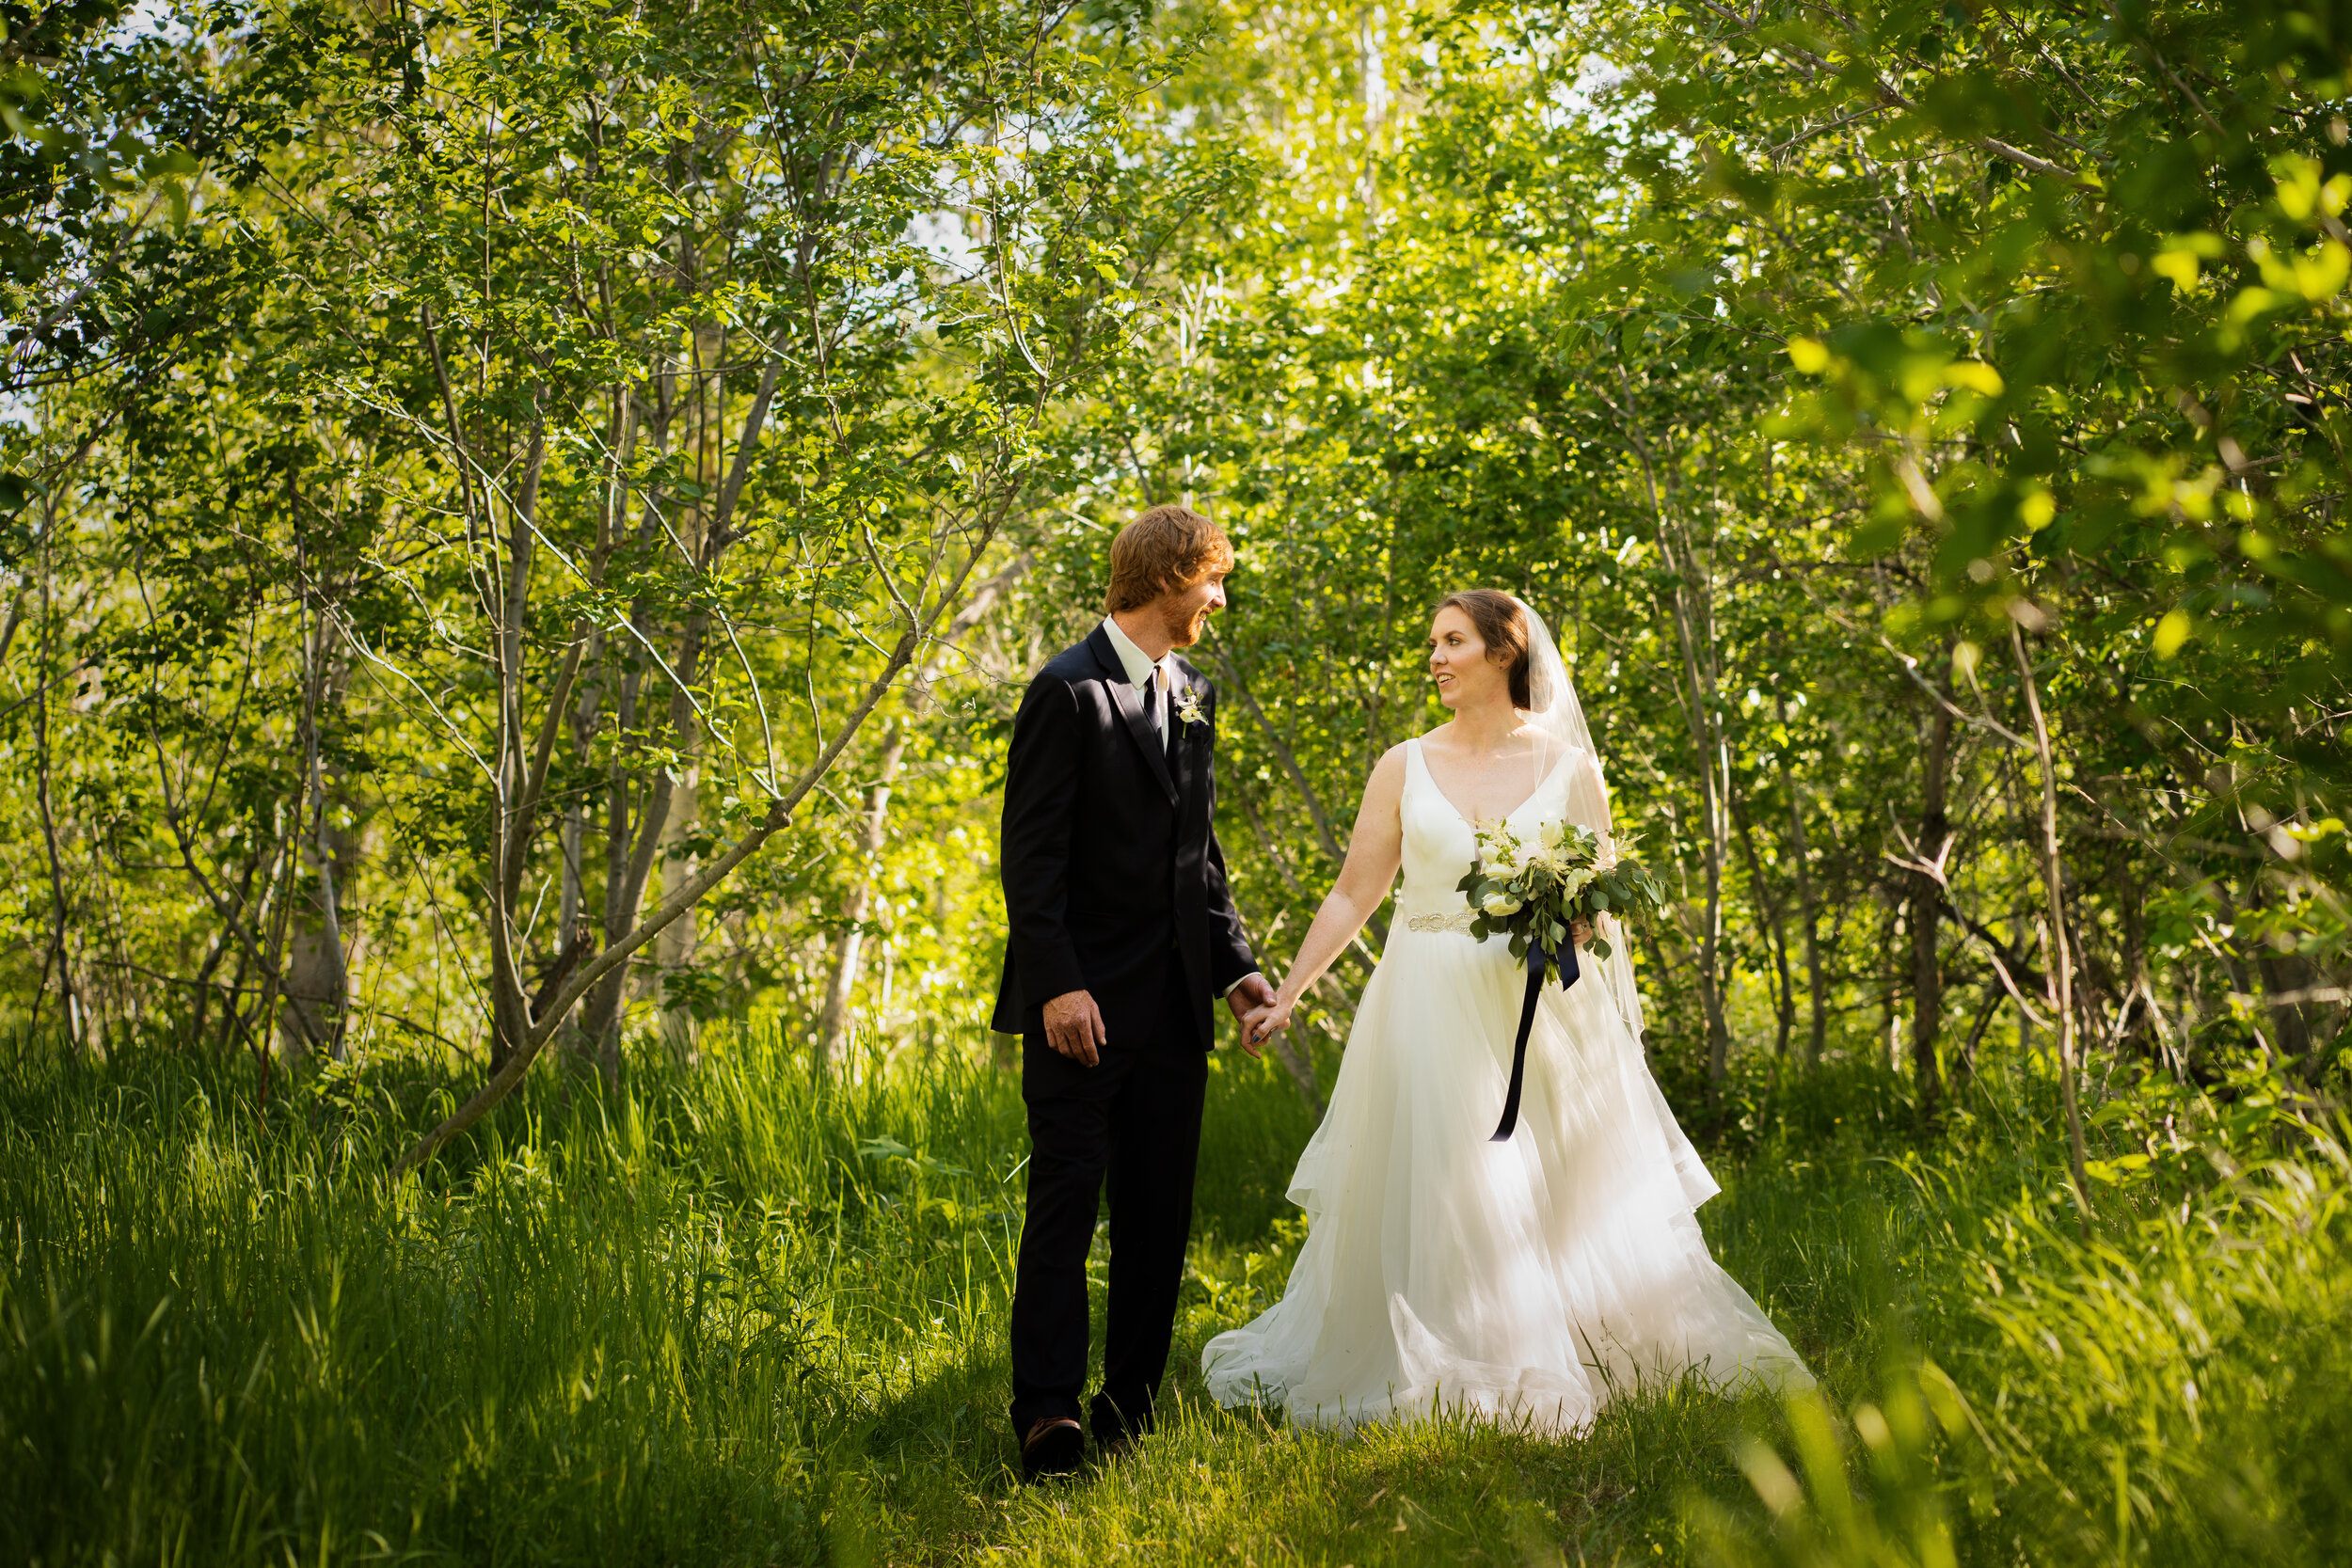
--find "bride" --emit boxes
[1203,590,1813,1433]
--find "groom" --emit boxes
[993,504,1276,1481]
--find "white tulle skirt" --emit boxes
[1200,925,1814,1433]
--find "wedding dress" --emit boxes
[1201,666,1813,1433]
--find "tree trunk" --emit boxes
[654,760,702,1065]
[576,359,688,1086]
[2118,854,2153,1063]
[1788,781,1828,1067]
[1645,487,1732,1085]
[485,419,550,1076]
[649,322,732,1069]
[559,633,598,972]
[581,642,697,1084]
[29,499,82,1052]
[583,778,635,1085]
[278,819,357,1059]
[1908,692,1954,1125]
[1734,798,1795,1058]
[816,721,907,1080]
[2011,621,2093,1223]
[1651,524,1733,1085]
[576,612,703,1087]
[559,387,629,1081]
[583,705,637,1086]
[1772,687,1829,1068]
[1603,373,1733,1088]
[30,663,80,1053]
[1693,726,1734,1088]
[280,609,357,1061]
[2240,875,2321,1062]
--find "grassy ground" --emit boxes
[3,1022,2346,1565]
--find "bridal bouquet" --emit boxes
[1454,818,1666,1142]
[1454,819,1665,962]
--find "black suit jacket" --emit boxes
[992,625,1257,1049]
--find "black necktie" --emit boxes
[1143,671,1175,762]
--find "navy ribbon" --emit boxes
[1490,937,1581,1143]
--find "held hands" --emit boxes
[1232,975,1294,1059]
[1226,974,1280,1059]
[1241,998,1294,1055]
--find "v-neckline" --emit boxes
[1413,735,1573,828]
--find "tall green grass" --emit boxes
[1697,1069,2352,1568]
[2,1024,2344,1565]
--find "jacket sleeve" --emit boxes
[1200,689,1259,994]
[999,672,1089,1007]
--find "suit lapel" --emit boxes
[1088,626,1178,805]
[1168,668,1199,801]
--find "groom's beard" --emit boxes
[1162,601,1209,647]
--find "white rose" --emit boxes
[1482,892,1524,917]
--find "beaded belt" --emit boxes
[1402,909,1477,934]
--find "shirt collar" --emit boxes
[1100,614,1170,690]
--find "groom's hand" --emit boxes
[1041,990,1107,1067]
[1226,974,1278,1058]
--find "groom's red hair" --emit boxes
[1104,505,1234,613]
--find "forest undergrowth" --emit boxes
[3,1023,2346,1567]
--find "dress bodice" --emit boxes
[1394,736,1584,928]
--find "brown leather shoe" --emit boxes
[1020,1417,1084,1482]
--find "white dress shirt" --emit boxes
[1100,614,1263,1004]
[1101,613,1173,738]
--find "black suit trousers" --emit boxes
[1007,957,1208,1444]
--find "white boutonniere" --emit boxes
[1173,687,1206,729]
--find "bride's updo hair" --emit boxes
[1437,589,1534,708]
